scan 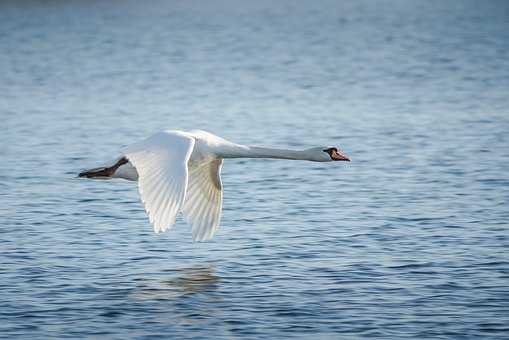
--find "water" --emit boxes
[1,1,509,338]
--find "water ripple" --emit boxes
[1,0,509,338]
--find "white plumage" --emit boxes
[124,131,195,234]
[79,129,350,241]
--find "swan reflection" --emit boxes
[130,265,220,300]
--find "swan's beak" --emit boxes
[332,150,350,161]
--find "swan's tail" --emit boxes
[78,157,128,179]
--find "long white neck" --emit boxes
[217,144,310,160]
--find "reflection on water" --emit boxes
[130,266,220,301]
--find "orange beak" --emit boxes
[332,149,350,161]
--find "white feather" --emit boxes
[182,159,223,241]
[123,131,195,233]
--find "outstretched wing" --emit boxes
[124,131,195,233]
[181,159,223,241]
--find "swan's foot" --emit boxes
[78,157,128,178]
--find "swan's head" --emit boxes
[305,146,350,162]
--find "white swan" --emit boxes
[79,130,350,241]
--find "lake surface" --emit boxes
[1,1,509,338]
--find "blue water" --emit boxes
[1,1,509,338]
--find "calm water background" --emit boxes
[1,1,509,338]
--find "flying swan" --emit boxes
[79,130,350,241]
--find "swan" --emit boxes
[78,130,350,241]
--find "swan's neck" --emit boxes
[218,144,309,160]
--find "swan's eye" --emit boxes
[323,147,338,155]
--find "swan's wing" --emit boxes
[123,131,195,233]
[181,159,223,241]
